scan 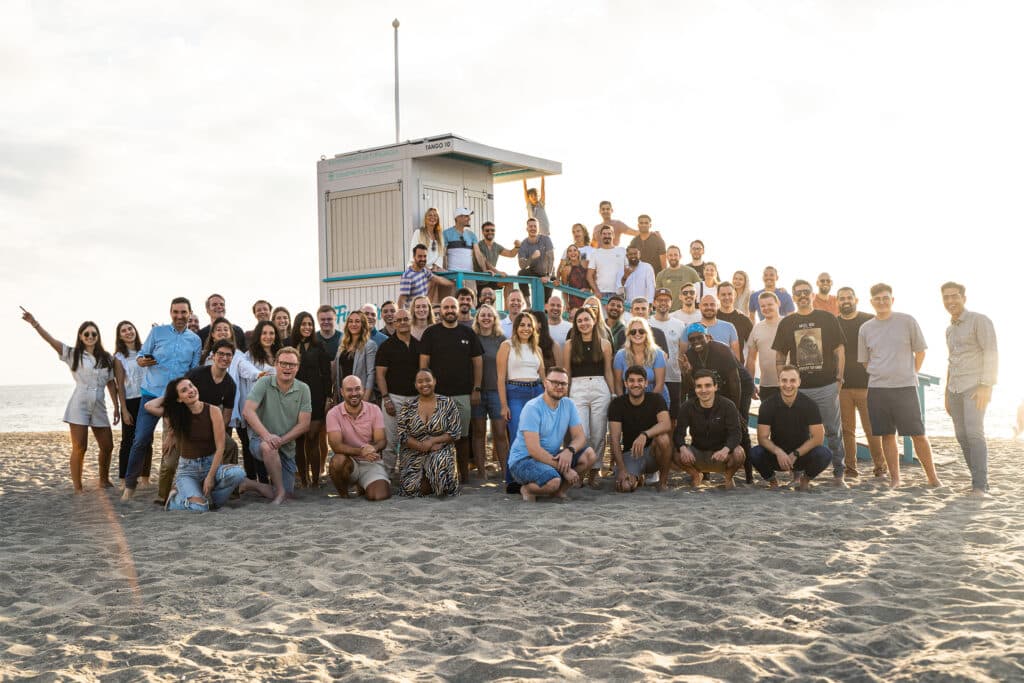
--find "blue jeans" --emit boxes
[124,391,161,489]
[166,455,246,512]
[504,381,544,490]
[749,445,831,481]
[947,389,988,491]
[800,384,845,477]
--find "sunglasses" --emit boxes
[629,329,647,336]
[81,331,98,338]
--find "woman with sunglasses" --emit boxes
[22,310,119,493]
[613,317,670,406]
[562,306,615,488]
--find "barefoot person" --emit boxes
[325,375,391,501]
[858,283,941,488]
[22,310,119,493]
[748,366,833,491]
[942,281,998,495]
[396,369,462,498]
[609,365,673,492]
[673,370,745,489]
[241,347,312,504]
[161,377,249,511]
[507,367,597,501]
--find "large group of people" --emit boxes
[23,200,1000,506]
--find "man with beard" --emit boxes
[516,217,555,304]
[420,296,484,483]
[698,294,740,361]
[621,245,655,305]
[670,283,702,326]
[473,221,519,298]
[399,244,453,309]
[814,272,839,315]
[655,245,700,311]
[836,287,884,478]
[587,225,627,298]
[609,365,673,492]
[605,295,627,349]
[746,291,783,403]
[772,279,848,486]
[507,367,597,501]
[456,288,476,327]
[688,240,707,280]
[628,214,667,272]
[682,323,741,409]
[942,281,998,495]
[326,375,390,501]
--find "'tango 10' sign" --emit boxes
[422,139,453,153]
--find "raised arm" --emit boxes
[21,311,63,355]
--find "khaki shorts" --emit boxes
[334,455,390,489]
[451,394,472,440]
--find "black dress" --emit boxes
[296,342,332,420]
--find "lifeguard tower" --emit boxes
[316,133,561,319]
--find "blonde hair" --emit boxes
[472,304,504,338]
[410,295,435,326]
[702,261,720,285]
[341,310,370,352]
[625,317,656,366]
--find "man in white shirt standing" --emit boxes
[587,225,627,299]
[621,246,655,306]
[649,288,686,427]
[546,296,572,346]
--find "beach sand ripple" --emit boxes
[1,432,1023,680]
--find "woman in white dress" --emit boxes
[22,310,119,493]
[410,207,449,302]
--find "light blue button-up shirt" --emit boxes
[138,325,202,397]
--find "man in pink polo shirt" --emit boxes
[326,375,391,501]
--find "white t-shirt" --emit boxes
[748,318,781,387]
[588,247,626,294]
[649,317,685,383]
[670,309,702,327]
[548,319,573,344]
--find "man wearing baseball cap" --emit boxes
[649,288,686,424]
[443,207,480,293]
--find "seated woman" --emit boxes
[160,376,250,511]
[396,369,461,497]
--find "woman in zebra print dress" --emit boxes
[397,369,461,497]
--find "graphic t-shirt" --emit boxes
[771,310,846,389]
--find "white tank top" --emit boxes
[507,344,542,380]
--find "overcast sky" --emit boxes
[3,1,1021,412]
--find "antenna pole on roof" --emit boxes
[393,18,401,143]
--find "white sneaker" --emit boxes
[646,471,660,485]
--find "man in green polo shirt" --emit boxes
[242,346,312,504]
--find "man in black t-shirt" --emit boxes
[673,370,744,488]
[608,365,673,492]
[836,287,884,477]
[717,282,753,357]
[749,366,832,491]
[771,279,848,485]
[419,296,484,482]
[152,339,239,503]
[627,214,667,273]
[375,308,421,471]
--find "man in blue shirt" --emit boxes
[121,297,202,502]
[507,367,597,501]
[443,207,480,290]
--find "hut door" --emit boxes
[422,184,458,230]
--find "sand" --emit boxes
[1,431,1022,681]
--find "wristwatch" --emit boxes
[473,386,482,392]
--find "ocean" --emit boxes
[1,384,1020,438]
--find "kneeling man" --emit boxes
[609,364,673,492]
[507,367,597,501]
[325,375,391,501]
[673,369,745,489]
[749,365,832,491]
